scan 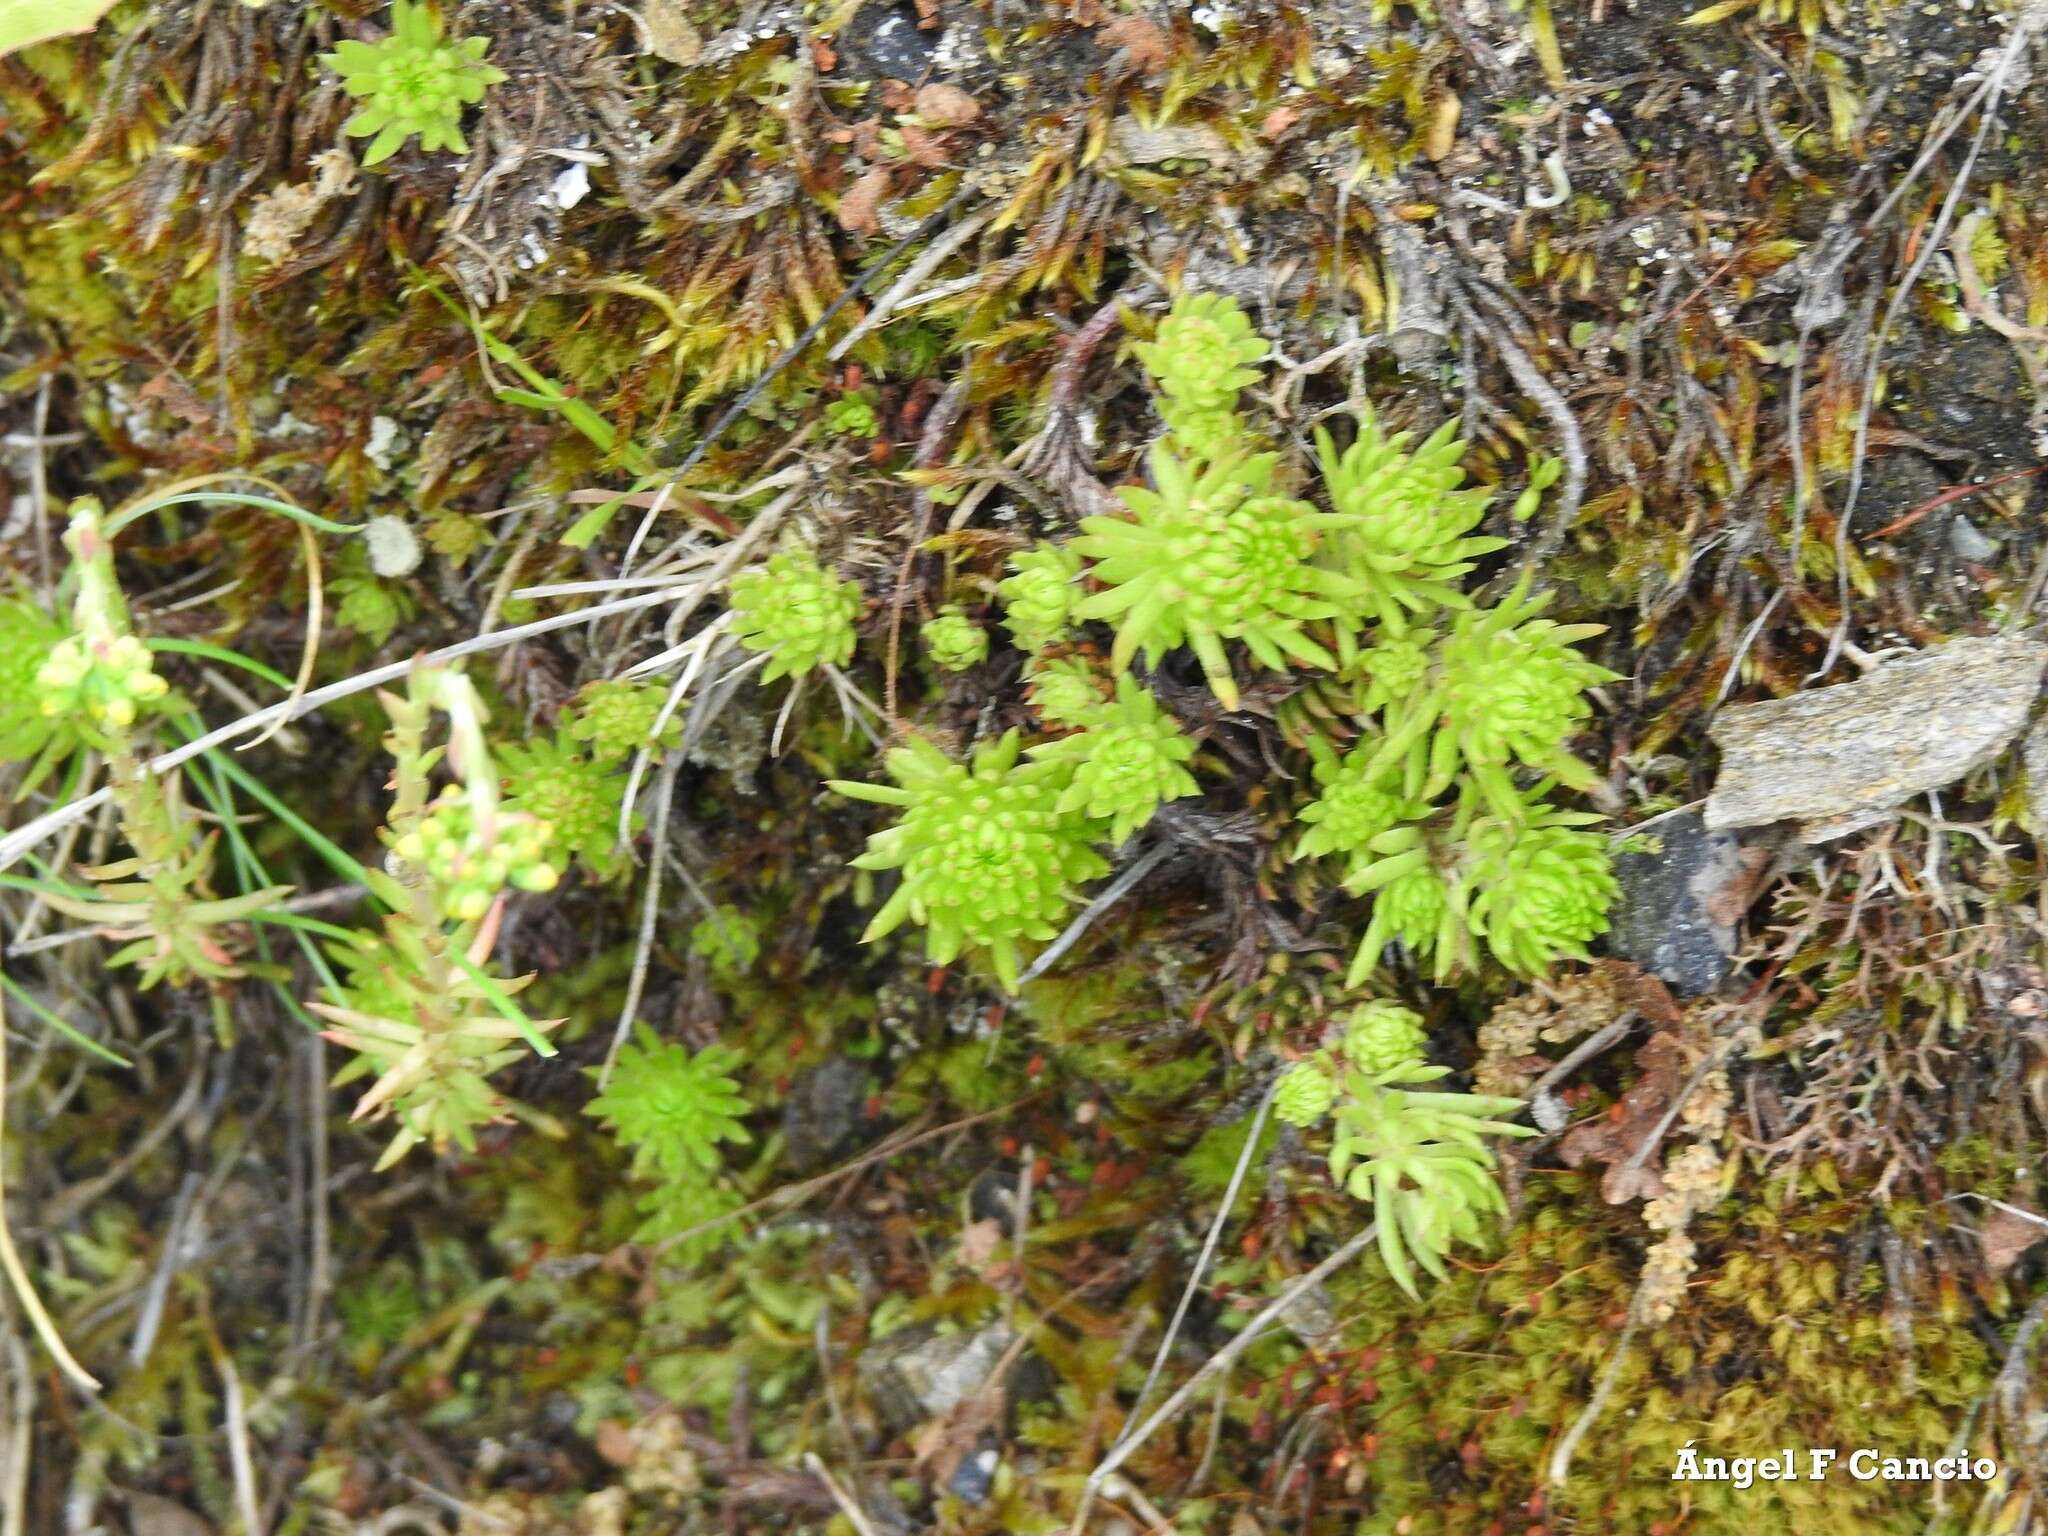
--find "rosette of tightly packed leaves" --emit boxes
[1028,676,1199,845]
[729,548,863,682]
[1136,291,1271,460]
[921,605,989,672]
[1073,446,1355,709]
[321,0,507,165]
[997,543,1083,651]
[828,731,1110,990]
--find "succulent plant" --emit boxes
[320,0,507,166]
[1028,675,1200,845]
[566,678,681,759]
[499,734,632,880]
[1073,444,1353,709]
[1349,862,1459,986]
[1136,291,1269,460]
[997,542,1084,652]
[1463,813,1617,976]
[1274,1058,1340,1126]
[1315,413,1505,642]
[1293,736,1426,886]
[1365,578,1617,817]
[1340,1000,1430,1075]
[585,1027,752,1178]
[35,631,167,740]
[1329,1070,1532,1297]
[729,548,863,683]
[921,604,990,672]
[1023,655,1108,727]
[829,730,1110,990]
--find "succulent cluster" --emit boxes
[1072,445,1350,710]
[1274,1005,1532,1297]
[566,677,680,759]
[996,543,1082,651]
[392,784,560,921]
[829,731,1110,990]
[585,1028,753,1178]
[35,631,168,739]
[834,290,1615,1006]
[1135,291,1269,460]
[729,547,862,682]
[321,0,507,166]
[920,604,989,672]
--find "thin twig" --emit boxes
[1116,1077,1279,1447]
[1072,1223,1377,1533]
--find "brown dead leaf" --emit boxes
[1980,1203,2048,1279]
[1098,15,1171,72]
[1597,958,1685,1029]
[1558,1031,1685,1204]
[837,166,892,236]
[1261,106,1302,140]
[914,83,982,128]
[899,124,954,169]
[594,1418,639,1468]
[912,1384,1004,1486]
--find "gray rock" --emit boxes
[781,1056,875,1172]
[842,5,938,81]
[858,1323,1018,1431]
[1608,813,1746,997]
[1704,633,2048,838]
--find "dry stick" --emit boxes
[884,376,973,724]
[1072,1222,1378,1534]
[0,992,99,1393]
[1016,842,1172,988]
[1115,1077,1280,1448]
[1548,1307,1640,1488]
[616,186,978,584]
[1,1335,28,1536]
[0,581,698,874]
[802,1453,883,1536]
[654,1097,1034,1254]
[600,751,683,1087]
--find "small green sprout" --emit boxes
[566,678,680,759]
[1028,675,1199,845]
[585,1027,753,1177]
[1136,291,1269,459]
[321,0,507,166]
[921,604,989,672]
[997,541,1084,652]
[499,734,632,881]
[1274,1058,1340,1126]
[729,548,862,682]
[824,394,879,438]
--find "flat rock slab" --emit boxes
[1704,633,2048,838]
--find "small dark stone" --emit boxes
[1607,812,1744,997]
[947,1438,1001,1504]
[841,5,938,82]
[781,1056,877,1172]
